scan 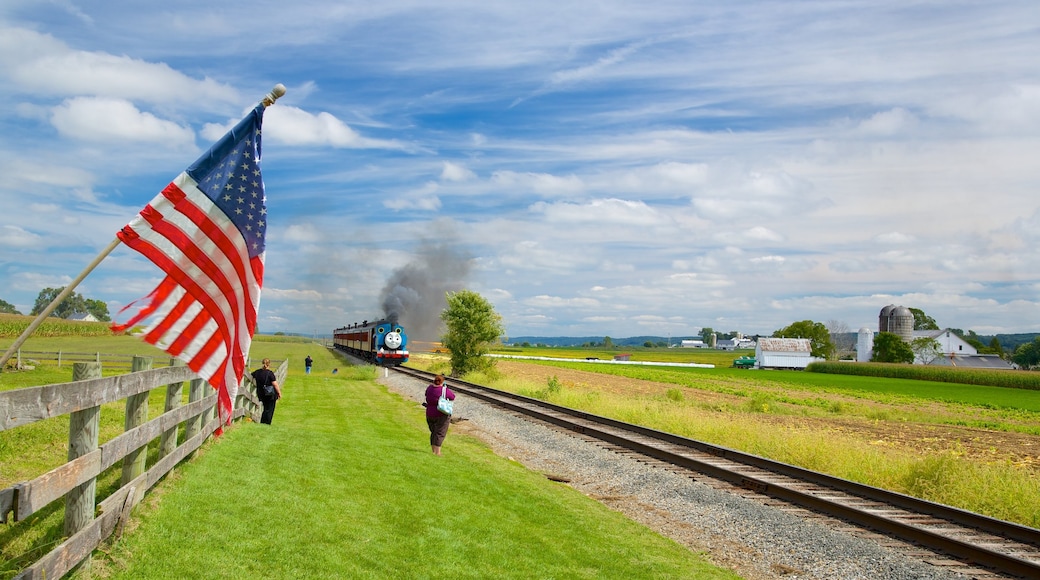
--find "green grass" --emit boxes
[508,359,1040,415]
[92,352,736,579]
[2,339,736,579]
[491,345,746,367]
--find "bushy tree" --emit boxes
[909,307,939,330]
[699,327,715,344]
[1012,338,1040,370]
[31,287,86,319]
[0,298,20,315]
[910,337,942,365]
[30,287,111,321]
[871,332,915,363]
[441,290,505,377]
[773,320,834,359]
[84,298,111,322]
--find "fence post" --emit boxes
[57,349,62,368]
[66,361,102,573]
[185,377,206,457]
[159,359,186,460]
[122,356,152,486]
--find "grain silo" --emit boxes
[857,327,874,362]
[889,306,914,342]
[879,304,896,333]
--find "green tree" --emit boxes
[0,298,20,315]
[603,336,614,349]
[1012,338,1040,370]
[31,287,87,319]
[871,332,915,363]
[84,298,112,322]
[910,337,942,364]
[440,290,505,377]
[909,308,939,330]
[772,320,834,359]
[989,337,1004,358]
[699,327,714,344]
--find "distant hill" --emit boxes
[982,333,1039,352]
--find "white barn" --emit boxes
[756,337,815,369]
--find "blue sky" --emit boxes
[1,1,1039,342]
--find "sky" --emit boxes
[1,1,1039,342]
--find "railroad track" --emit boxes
[393,366,1040,579]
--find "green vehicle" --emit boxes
[732,356,756,369]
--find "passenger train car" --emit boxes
[332,319,409,366]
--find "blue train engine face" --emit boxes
[333,319,409,366]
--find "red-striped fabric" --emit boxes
[112,105,268,429]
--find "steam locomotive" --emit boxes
[332,319,409,366]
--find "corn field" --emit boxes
[807,361,1040,391]
[0,313,114,338]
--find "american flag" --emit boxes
[112,103,269,428]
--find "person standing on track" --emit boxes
[252,358,282,425]
[424,374,455,455]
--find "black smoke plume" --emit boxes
[380,231,472,343]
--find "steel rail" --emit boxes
[394,366,1040,579]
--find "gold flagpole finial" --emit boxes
[262,84,287,107]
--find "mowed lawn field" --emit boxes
[1,337,739,579]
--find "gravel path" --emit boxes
[380,372,981,580]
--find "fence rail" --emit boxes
[1,356,289,580]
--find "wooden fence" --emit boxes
[5,350,178,373]
[0,356,289,579]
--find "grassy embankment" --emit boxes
[1,331,738,579]
[423,346,1040,528]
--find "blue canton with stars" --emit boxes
[187,105,267,259]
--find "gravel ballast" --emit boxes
[380,372,977,580]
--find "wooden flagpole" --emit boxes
[0,238,122,371]
[0,85,286,373]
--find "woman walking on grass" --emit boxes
[424,374,455,455]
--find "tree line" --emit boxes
[0,287,112,321]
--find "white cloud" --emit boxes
[491,170,585,196]
[0,26,238,106]
[440,161,476,182]
[745,226,783,242]
[875,232,917,244]
[0,225,42,248]
[51,97,195,145]
[856,108,919,136]
[530,198,663,226]
[254,105,408,149]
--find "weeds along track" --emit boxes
[393,366,1040,579]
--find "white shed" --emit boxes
[755,337,814,369]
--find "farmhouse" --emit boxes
[914,329,1014,369]
[755,337,815,369]
[67,312,99,322]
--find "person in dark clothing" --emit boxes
[304,355,313,374]
[251,358,281,425]
[423,374,455,455]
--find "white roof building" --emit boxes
[755,337,816,369]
